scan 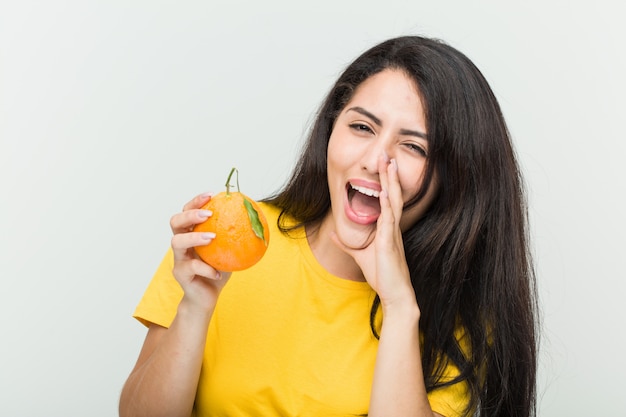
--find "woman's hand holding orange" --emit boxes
[169,192,232,316]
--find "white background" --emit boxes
[1,1,624,416]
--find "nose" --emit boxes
[360,137,391,174]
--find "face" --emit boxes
[325,68,438,249]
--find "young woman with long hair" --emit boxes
[120,35,538,417]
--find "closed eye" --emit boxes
[405,142,428,157]
[349,123,374,134]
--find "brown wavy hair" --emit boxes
[266,36,538,417]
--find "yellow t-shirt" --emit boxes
[134,203,469,416]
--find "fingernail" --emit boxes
[382,151,390,163]
[390,158,398,170]
[198,209,213,219]
[200,232,216,240]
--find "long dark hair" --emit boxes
[266,36,538,417]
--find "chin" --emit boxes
[334,220,377,251]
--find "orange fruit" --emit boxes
[193,168,269,272]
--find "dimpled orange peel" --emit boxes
[193,167,269,271]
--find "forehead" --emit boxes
[351,69,419,104]
[343,69,426,126]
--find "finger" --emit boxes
[377,154,398,225]
[171,231,216,261]
[377,159,403,250]
[170,208,213,234]
[378,152,391,195]
[386,158,404,217]
[182,192,212,212]
[376,190,397,253]
[173,258,223,282]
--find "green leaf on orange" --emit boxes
[243,198,267,245]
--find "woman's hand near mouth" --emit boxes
[333,152,430,416]
[332,153,417,311]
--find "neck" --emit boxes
[306,214,366,282]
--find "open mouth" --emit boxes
[347,183,381,221]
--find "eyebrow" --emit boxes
[346,106,428,140]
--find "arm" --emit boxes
[119,303,210,417]
[369,298,442,417]
[119,193,230,417]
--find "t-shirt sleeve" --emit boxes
[133,247,183,328]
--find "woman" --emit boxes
[120,36,538,417]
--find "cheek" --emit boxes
[327,135,352,173]
[397,162,426,200]
[326,147,340,178]
[397,162,435,228]
[326,134,339,165]
[399,182,439,231]
[399,180,421,202]
[327,133,349,160]
[326,137,345,187]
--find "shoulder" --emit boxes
[257,201,281,223]
[257,202,302,232]
[249,202,303,255]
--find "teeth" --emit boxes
[350,183,380,198]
